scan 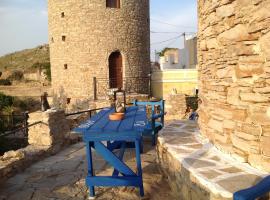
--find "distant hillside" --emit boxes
[0,45,50,72]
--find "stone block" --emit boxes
[240,92,269,102]
[262,125,270,136]
[206,38,219,49]
[234,63,264,78]
[227,87,241,105]
[28,109,69,146]
[249,154,270,172]
[241,123,262,136]
[235,131,259,141]
[218,24,251,43]
[259,31,270,61]
[216,66,233,79]
[215,132,230,144]
[223,119,236,129]
[248,106,270,125]
[228,43,257,56]
[231,135,251,153]
[261,136,270,156]
[232,109,247,121]
[216,3,235,18]
[208,119,223,132]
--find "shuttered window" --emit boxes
[106,0,120,8]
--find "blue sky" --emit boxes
[0,0,197,60]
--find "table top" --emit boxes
[74,106,148,141]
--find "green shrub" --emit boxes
[32,62,51,81]
[186,96,199,111]
[0,93,13,111]
[0,79,12,86]
[8,70,24,81]
[44,63,51,81]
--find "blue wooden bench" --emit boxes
[233,175,270,200]
[133,100,165,146]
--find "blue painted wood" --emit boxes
[135,139,144,196]
[74,106,148,136]
[133,100,165,145]
[112,142,126,177]
[86,176,142,187]
[74,106,147,198]
[94,141,136,176]
[108,141,137,151]
[83,131,142,141]
[233,175,270,200]
[86,141,95,197]
[74,108,112,133]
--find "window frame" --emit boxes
[106,0,120,8]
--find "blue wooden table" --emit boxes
[74,106,148,198]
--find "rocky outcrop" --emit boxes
[198,0,270,171]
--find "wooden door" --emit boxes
[109,51,123,89]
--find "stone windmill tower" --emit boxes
[48,0,150,102]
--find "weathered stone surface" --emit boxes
[218,24,250,43]
[261,136,270,156]
[240,92,268,102]
[28,109,69,146]
[260,31,270,60]
[235,64,264,78]
[48,0,151,104]
[198,0,270,172]
[0,142,175,200]
[208,119,223,132]
[165,94,187,120]
[216,3,235,18]
[157,121,268,200]
[2,151,24,161]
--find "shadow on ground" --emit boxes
[0,140,176,200]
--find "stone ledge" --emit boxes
[157,120,269,200]
[0,135,81,185]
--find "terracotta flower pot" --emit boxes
[109,112,125,121]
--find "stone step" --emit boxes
[157,120,268,200]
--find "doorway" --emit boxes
[109,51,123,89]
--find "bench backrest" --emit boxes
[133,100,165,125]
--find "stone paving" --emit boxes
[157,120,269,200]
[0,141,175,200]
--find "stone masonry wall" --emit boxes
[198,0,270,171]
[48,0,150,102]
[0,109,73,183]
[165,94,187,120]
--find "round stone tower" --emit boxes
[48,0,150,101]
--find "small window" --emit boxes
[64,64,68,69]
[61,12,65,18]
[106,0,120,8]
[66,98,71,104]
[62,35,66,41]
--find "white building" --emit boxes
[159,36,197,70]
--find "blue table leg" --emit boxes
[135,139,144,197]
[112,141,126,177]
[86,141,95,197]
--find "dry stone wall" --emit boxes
[48,0,150,103]
[0,109,77,183]
[198,0,270,171]
[165,94,187,120]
